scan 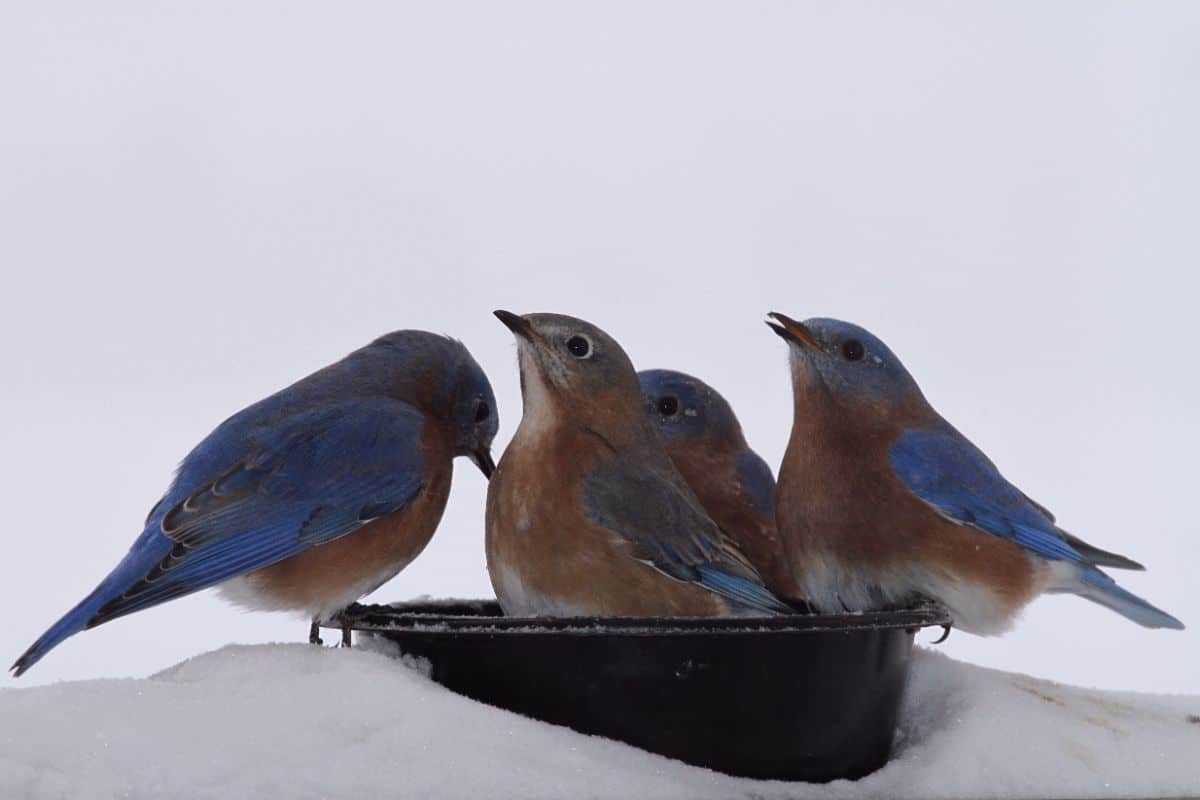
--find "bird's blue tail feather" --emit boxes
[11,585,116,677]
[11,533,172,677]
[695,565,791,615]
[1074,568,1184,630]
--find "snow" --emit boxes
[2,643,1197,800]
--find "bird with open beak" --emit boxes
[486,311,789,617]
[767,312,1183,635]
[13,331,498,676]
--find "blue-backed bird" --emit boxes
[13,331,498,675]
[766,312,1182,634]
[637,369,798,599]
[486,311,789,617]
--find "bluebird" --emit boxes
[766,312,1183,634]
[637,369,799,599]
[12,331,498,676]
[486,311,789,617]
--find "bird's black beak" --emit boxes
[494,310,534,341]
[765,312,826,352]
[470,447,496,479]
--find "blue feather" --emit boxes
[12,398,426,676]
[1073,568,1184,630]
[581,459,787,615]
[889,426,1087,565]
[696,565,791,614]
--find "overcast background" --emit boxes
[2,2,1197,693]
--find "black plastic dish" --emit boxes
[331,599,950,782]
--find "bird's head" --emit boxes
[637,369,741,446]
[494,310,643,431]
[765,313,925,415]
[368,331,498,477]
[447,352,499,477]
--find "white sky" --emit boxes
[1,2,1197,693]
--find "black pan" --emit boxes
[330,599,949,782]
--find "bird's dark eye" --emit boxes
[566,336,590,358]
[657,396,679,417]
[842,339,865,361]
[474,401,490,423]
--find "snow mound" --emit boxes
[2,643,1197,799]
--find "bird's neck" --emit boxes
[406,353,472,422]
[792,388,932,461]
[515,351,648,451]
[779,380,937,558]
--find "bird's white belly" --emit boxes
[491,564,592,617]
[798,551,1021,635]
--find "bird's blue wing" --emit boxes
[888,426,1181,630]
[89,398,427,624]
[13,396,426,671]
[888,426,1084,564]
[13,397,427,675]
[581,458,789,614]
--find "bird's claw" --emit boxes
[931,623,952,645]
[339,602,371,625]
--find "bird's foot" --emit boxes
[308,620,324,646]
[340,622,352,648]
[339,602,371,624]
